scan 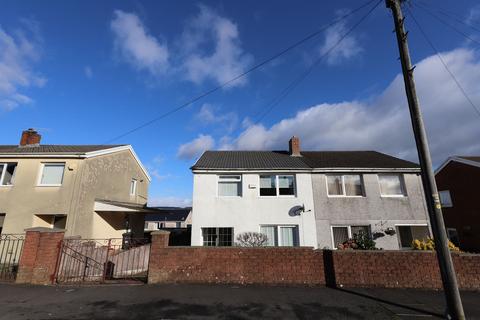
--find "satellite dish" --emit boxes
[289,205,305,217]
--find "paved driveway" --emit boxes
[0,283,478,319]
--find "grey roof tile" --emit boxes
[192,150,419,170]
[0,145,126,155]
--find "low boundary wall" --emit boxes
[148,232,480,289]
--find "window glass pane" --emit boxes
[218,182,241,196]
[447,229,460,247]
[280,226,297,246]
[202,228,217,247]
[439,191,452,207]
[260,175,276,196]
[40,164,65,185]
[218,228,233,246]
[344,175,363,196]
[411,226,429,241]
[351,225,370,238]
[379,174,404,195]
[327,175,343,196]
[260,226,277,246]
[130,179,137,195]
[278,175,295,195]
[0,163,17,186]
[332,226,349,248]
[398,226,414,248]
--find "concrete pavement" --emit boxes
[0,283,479,319]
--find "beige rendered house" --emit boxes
[0,129,151,239]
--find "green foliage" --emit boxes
[338,231,377,250]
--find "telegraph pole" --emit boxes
[385,0,465,319]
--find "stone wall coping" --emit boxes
[24,227,66,233]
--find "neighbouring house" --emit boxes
[435,156,480,252]
[144,207,192,230]
[0,129,151,239]
[190,136,431,249]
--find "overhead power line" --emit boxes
[413,2,480,47]
[104,0,378,143]
[254,0,382,123]
[405,6,480,119]
[416,1,480,34]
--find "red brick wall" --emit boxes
[148,241,480,289]
[16,228,65,285]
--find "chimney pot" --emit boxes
[19,128,41,147]
[289,136,301,156]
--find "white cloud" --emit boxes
[0,22,45,111]
[180,5,253,87]
[467,5,480,25]
[149,196,192,208]
[195,103,238,133]
[221,48,480,166]
[111,10,169,76]
[84,66,93,78]
[177,134,215,160]
[319,11,363,65]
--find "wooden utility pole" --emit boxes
[385,0,465,319]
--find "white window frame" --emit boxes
[130,179,137,196]
[439,190,453,208]
[0,163,17,187]
[217,175,242,197]
[377,173,406,197]
[37,163,65,187]
[325,174,365,198]
[258,174,296,197]
[259,224,299,246]
[395,223,429,249]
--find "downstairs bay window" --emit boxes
[202,227,233,246]
[331,225,371,249]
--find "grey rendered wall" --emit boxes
[312,173,430,249]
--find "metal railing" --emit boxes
[55,238,150,284]
[0,234,25,282]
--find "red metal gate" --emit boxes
[55,238,150,284]
[0,234,25,282]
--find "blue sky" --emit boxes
[2,0,480,206]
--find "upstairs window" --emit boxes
[0,163,17,186]
[439,190,452,207]
[130,179,137,196]
[378,174,405,196]
[218,175,242,197]
[260,175,295,196]
[39,163,65,186]
[326,174,364,196]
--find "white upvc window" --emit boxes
[331,225,371,249]
[260,225,299,246]
[378,174,406,196]
[0,163,17,186]
[38,163,65,186]
[396,225,430,249]
[217,175,242,197]
[259,175,295,197]
[130,179,137,196]
[326,174,364,197]
[439,190,453,207]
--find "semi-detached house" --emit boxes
[191,136,431,249]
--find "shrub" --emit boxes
[411,237,460,252]
[338,231,377,250]
[236,232,269,247]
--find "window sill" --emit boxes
[37,184,62,187]
[327,195,365,198]
[258,195,296,198]
[0,185,13,188]
[380,195,407,198]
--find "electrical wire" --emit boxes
[413,2,480,47]
[104,0,378,143]
[405,6,480,119]
[416,1,480,34]
[254,0,382,124]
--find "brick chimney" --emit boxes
[19,128,41,147]
[289,136,301,157]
